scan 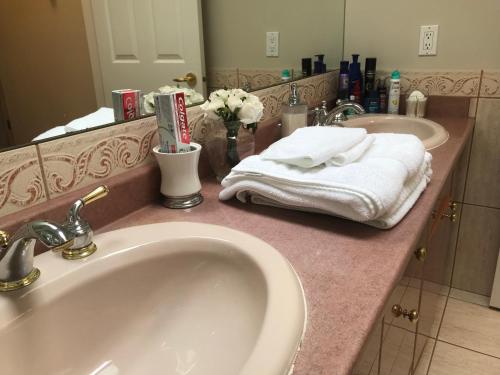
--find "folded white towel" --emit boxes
[326,134,375,166]
[221,153,432,229]
[32,126,67,141]
[220,154,410,222]
[64,107,115,132]
[361,133,425,179]
[260,126,367,168]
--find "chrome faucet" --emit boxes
[0,185,109,292]
[318,99,366,126]
[0,221,74,292]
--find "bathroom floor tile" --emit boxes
[439,298,500,357]
[449,288,490,307]
[428,341,500,375]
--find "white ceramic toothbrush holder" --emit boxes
[152,143,203,209]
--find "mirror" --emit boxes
[0,0,345,151]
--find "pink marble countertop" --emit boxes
[99,116,474,375]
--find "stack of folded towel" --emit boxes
[219,126,432,229]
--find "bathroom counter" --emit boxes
[100,116,474,375]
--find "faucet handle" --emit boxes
[63,185,109,260]
[81,185,109,206]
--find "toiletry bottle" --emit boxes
[281,83,308,137]
[364,58,377,97]
[366,83,380,113]
[388,70,401,114]
[302,58,312,77]
[281,69,291,81]
[349,54,363,104]
[314,54,326,74]
[337,60,349,100]
[378,80,387,113]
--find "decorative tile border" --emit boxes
[0,145,47,217]
[480,71,500,98]
[238,69,291,91]
[38,117,158,199]
[206,68,238,91]
[377,70,481,97]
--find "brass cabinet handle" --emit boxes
[81,185,109,206]
[392,304,419,323]
[0,230,10,248]
[173,72,197,87]
[414,247,427,262]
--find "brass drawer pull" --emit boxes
[392,304,419,323]
[414,247,427,261]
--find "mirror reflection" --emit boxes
[0,0,345,150]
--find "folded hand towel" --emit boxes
[220,153,432,228]
[64,107,115,132]
[260,126,367,168]
[220,154,410,222]
[326,134,375,166]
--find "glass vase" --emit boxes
[204,120,256,182]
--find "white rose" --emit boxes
[142,92,156,114]
[229,88,247,99]
[200,97,226,120]
[209,89,230,102]
[238,100,264,124]
[227,94,243,112]
[187,91,204,105]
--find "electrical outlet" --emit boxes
[419,25,438,56]
[266,31,279,57]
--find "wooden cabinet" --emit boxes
[353,151,468,375]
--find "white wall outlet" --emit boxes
[419,25,438,56]
[266,31,279,57]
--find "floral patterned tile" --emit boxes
[480,71,500,98]
[238,69,288,91]
[254,82,290,122]
[295,74,326,107]
[377,70,481,97]
[38,117,159,199]
[206,68,238,91]
[0,145,47,217]
[324,70,339,101]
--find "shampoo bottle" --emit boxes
[388,70,401,114]
[281,83,307,137]
[337,60,349,100]
[349,54,362,104]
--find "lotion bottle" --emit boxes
[281,83,307,137]
[388,70,401,114]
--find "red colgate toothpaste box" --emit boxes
[112,89,141,121]
[154,92,191,153]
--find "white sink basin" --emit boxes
[0,222,306,375]
[344,115,449,150]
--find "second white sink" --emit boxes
[344,115,449,150]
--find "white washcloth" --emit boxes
[64,107,115,132]
[260,126,367,168]
[221,153,432,229]
[326,134,375,166]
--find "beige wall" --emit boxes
[0,0,97,145]
[344,0,500,69]
[202,0,345,71]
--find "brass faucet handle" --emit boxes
[0,230,10,248]
[392,304,419,323]
[81,185,109,206]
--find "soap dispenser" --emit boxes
[281,83,308,137]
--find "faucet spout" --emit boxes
[0,221,74,290]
